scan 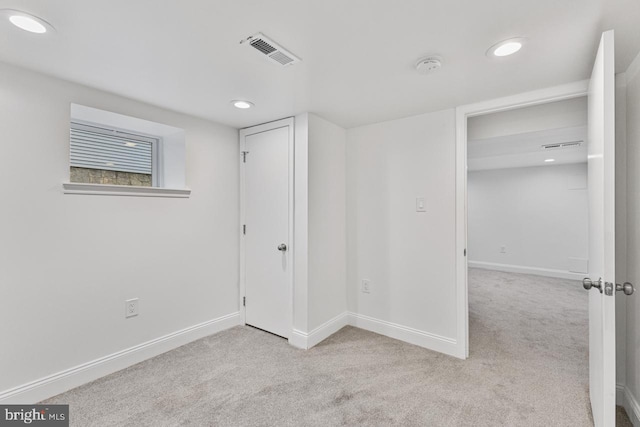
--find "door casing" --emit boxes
[239,117,295,339]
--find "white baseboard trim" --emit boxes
[618,383,640,426]
[290,312,461,358]
[468,261,585,281]
[629,388,640,427]
[0,312,241,404]
[618,383,626,406]
[346,312,460,358]
[288,329,307,349]
[290,312,349,350]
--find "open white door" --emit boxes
[584,30,616,427]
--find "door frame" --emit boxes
[239,117,295,338]
[454,81,589,359]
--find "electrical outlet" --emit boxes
[125,298,139,318]
[362,279,371,294]
[500,246,507,254]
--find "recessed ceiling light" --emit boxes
[2,10,54,34]
[487,38,524,58]
[231,100,254,109]
[545,158,555,163]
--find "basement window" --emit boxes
[70,121,158,187]
[64,104,190,198]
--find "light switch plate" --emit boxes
[125,298,139,318]
[416,197,426,212]
[362,279,371,294]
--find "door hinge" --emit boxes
[243,224,246,235]
[243,296,246,307]
[464,249,467,256]
[241,151,249,163]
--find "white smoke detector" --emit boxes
[415,56,442,74]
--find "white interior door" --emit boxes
[241,119,293,339]
[585,30,616,427]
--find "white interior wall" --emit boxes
[291,113,347,348]
[0,62,240,402]
[467,164,589,279]
[468,97,588,140]
[293,113,309,336]
[307,114,347,331]
[623,51,640,424]
[346,109,459,356]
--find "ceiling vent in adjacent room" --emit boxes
[241,32,301,67]
[541,141,583,150]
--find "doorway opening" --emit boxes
[454,82,589,358]
[466,95,590,394]
[455,92,595,423]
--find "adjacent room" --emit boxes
[1,1,640,426]
[467,97,589,281]
[465,98,591,420]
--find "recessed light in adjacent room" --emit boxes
[2,10,54,34]
[231,100,254,109]
[125,142,137,147]
[487,38,524,58]
[545,159,555,163]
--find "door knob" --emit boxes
[583,277,603,293]
[277,243,287,252]
[616,282,635,296]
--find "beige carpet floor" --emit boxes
[43,269,632,426]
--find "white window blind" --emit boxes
[70,122,157,175]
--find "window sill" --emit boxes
[63,182,191,198]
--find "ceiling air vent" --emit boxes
[541,141,583,150]
[241,32,301,67]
